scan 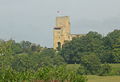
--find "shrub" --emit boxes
[81,54,101,74]
[0,66,87,82]
[98,64,111,76]
[35,66,87,82]
[77,66,87,75]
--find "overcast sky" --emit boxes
[0,0,120,47]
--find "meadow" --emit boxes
[67,64,120,82]
[87,75,120,82]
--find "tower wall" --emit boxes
[53,28,62,49]
[53,16,86,49]
[53,16,71,49]
[56,16,70,35]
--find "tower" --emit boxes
[53,16,71,49]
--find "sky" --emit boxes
[0,0,120,47]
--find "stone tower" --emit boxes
[53,16,71,49]
[53,16,85,49]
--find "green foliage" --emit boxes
[20,41,32,53]
[99,51,114,63]
[1,29,120,81]
[0,67,17,82]
[102,30,120,63]
[38,48,66,66]
[109,64,120,75]
[67,64,120,76]
[77,66,87,75]
[0,39,65,72]
[9,40,23,54]
[61,31,104,64]
[11,54,38,72]
[11,48,65,72]
[61,30,120,64]
[98,64,111,76]
[33,65,87,82]
[112,45,120,63]
[81,54,101,74]
[0,40,14,69]
[0,66,87,82]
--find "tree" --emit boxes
[102,30,120,63]
[61,31,104,64]
[20,41,32,53]
[11,54,38,72]
[81,54,101,74]
[0,40,14,69]
[38,48,66,66]
[112,45,120,63]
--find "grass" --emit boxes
[109,64,120,75]
[66,64,80,71]
[87,75,120,82]
[66,64,120,75]
[66,64,120,82]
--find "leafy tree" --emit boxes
[9,40,23,54]
[81,54,101,74]
[11,54,38,72]
[61,31,104,64]
[99,50,114,63]
[112,46,120,63]
[20,41,32,53]
[102,30,120,63]
[38,48,66,66]
[0,40,14,69]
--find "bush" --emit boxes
[81,54,101,74]
[77,66,87,75]
[0,66,87,82]
[98,64,111,76]
[35,66,87,82]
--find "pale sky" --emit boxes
[0,0,120,47]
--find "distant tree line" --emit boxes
[0,40,66,72]
[58,30,120,76]
[60,29,120,64]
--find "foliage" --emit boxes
[98,64,111,76]
[0,40,14,69]
[61,31,104,64]
[77,66,87,75]
[67,64,120,76]
[11,54,38,72]
[38,48,66,66]
[11,48,65,72]
[0,29,120,81]
[102,30,120,63]
[81,54,101,74]
[0,66,87,82]
[61,30,120,64]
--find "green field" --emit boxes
[109,64,120,75]
[66,64,120,82]
[87,75,120,82]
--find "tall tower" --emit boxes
[53,16,71,49]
